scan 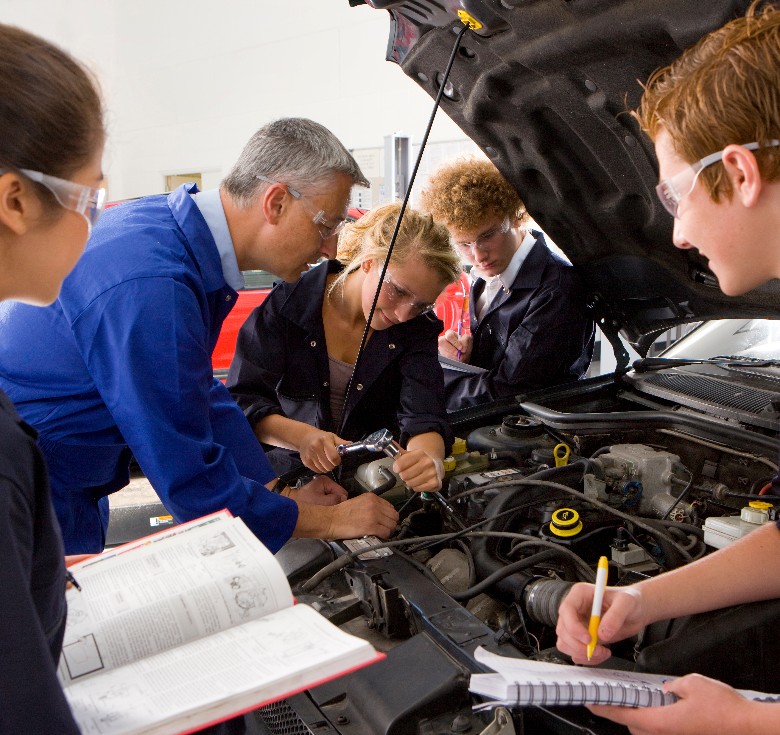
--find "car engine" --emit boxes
[252,367,780,735]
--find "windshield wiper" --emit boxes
[632,355,780,372]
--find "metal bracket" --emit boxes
[478,706,516,735]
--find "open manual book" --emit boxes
[59,510,383,735]
[470,646,780,709]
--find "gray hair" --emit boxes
[221,117,368,206]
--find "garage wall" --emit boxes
[1,1,472,201]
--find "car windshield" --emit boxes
[661,319,780,361]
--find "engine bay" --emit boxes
[254,371,780,735]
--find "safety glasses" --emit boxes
[455,218,512,251]
[4,168,107,230]
[656,139,780,218]
[381,269,437,317]
[256,174,347,240]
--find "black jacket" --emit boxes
[444,232,594,409]
[0,389,80,734]
[228,260,453,475]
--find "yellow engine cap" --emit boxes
[550,508,583,537]
[456,9,483,30]
[748,501,773,510]
[451,437,467,455]
[443,456,457,472]
[554,443,571,467]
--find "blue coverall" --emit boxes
[0,185,296,553]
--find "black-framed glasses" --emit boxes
[256,174,347,239]
[656,139,780,218]
[381,269,437,317]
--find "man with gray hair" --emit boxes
[0,117,399,554]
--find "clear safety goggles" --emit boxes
[455,218,512,251]
[0,167,107,230]
[256,174,347,240]
[656,139,780,218]
[381,269,437,317]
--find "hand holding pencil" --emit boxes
[438,329,473,362]
[438,286,472,362]
[555,559,649,665]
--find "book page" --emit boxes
[64,604,381,735]
[59,516,293,687]
[71,510,234,572]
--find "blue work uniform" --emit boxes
[0,389,80,734]
[444,231,595,409]
[0,184,295,554]
[227,260,453,476]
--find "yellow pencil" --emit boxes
[587,556,609,661]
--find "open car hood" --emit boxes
[359,0,780,354]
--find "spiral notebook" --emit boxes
[438,355,487,374]
[470,647,780,709]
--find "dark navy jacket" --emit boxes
[227,260,454,475]
[0,185,294,554]
[444,231,594,409]
[0,389,80,734]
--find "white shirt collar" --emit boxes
[191,188,245,291]
[497,230,536,290]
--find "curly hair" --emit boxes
[331,202,461,293]
[419,157,526,231]
[634,1,780,201]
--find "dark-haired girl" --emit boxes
[0,22,105,733]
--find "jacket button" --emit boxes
[225,294,232,302]
[388,343,396,349]
[310,340,317,347]
[323,381,329,387]
[356,384,363,390]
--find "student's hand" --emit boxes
[588,674,760,735]
[438,330,473,362]
[392,449,444,493]
[298,429,346,474]
[289,475,348,506]
[556,583,647,664]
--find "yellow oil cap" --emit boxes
[443,456,457,472]
[451,437,467,456]
[550,508,583,537]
